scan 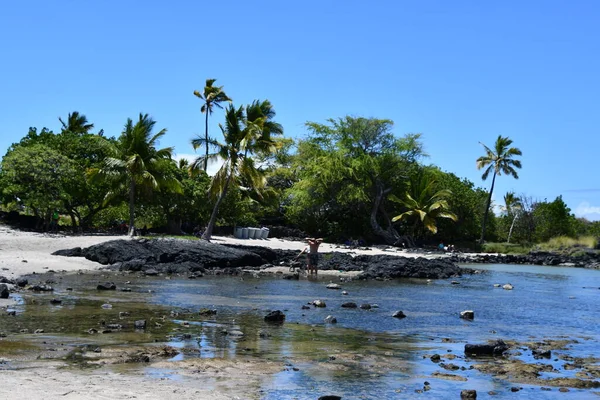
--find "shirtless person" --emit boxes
[306,237,323,275]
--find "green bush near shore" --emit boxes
[482,242,530,254]
[535,236,597,253]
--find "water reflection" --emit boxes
[1,264,599,398]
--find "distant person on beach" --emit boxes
[305,237,323,275]
[51,211,59,233]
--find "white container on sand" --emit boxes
[261,227,269,239]
[242,228,249,239]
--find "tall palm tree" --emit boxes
[476,135,522,243]
[502,191,522,243]
[193,79,232,172]
[59,111,94,134]
[190,103,279,241]
[95,113,179,236]
[390,174,457,238]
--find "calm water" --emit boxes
[4,264,600,399]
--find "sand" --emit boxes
[0,226,448,399]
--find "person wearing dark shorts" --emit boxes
[306,238,323,275]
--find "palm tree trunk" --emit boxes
[204,110,209,172]
[128,178,136,237]
[202,174,232,241]
[479,171,497,244]
[507,213,518,243]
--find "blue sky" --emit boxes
[1,1,599,220]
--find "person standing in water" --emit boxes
[306,237,323,275]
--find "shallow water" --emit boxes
[1,264,600,398]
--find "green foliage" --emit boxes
[431,169,488,242]
[482,242,530,254]
[536,235,597,252]
[92,113,180,236]
[286,116,426,242]
[0,143,79,225]
[390,170,457,238]
[532,196,575,242]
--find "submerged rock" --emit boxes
[0,284,9,299]
[464,339,508,356]
[313,300,326,308]
[97,282,116,290]
[264,310,286,323]
[460,310,474,320]
[341,302,357,308]
[324,315,337,324]
[460,389,477,399]
[392,310,406,319]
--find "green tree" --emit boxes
[533,196,575,241]
[390,171,457,241]
[476,135,522,243]
[193,79,232,172]
[287,117,425,243]
[0,143,79,229]
[93,113,180,236]
[190,103,280,241]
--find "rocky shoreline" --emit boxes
[450,250,600,269]
[53,238,467,280]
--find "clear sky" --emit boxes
[1,1,599,220]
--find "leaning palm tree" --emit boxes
[193,79,232,172]
[502,191,522,243]
[59,111,94,134]
[190,104,278,241]
[93,113,180,236]
[390,174,458,239]
[476,135,522,243]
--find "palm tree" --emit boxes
[476,135,522,243]
[193,79,232,172]
[502,191,522,243]
[190,103,279,241]
[94,113,179,236]
[59,111,95,134]
[390,174,457,239]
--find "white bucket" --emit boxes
[261,227,269,239]
[234,227,242,238]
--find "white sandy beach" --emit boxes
[0,226,449,400]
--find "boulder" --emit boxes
[264,310,286,323]
[134,320,147,329]
[318,396,342,400]
[359,304,372,310]
[460,389,477,399]
[313,300,326,308]
[50,298,62,305]
[502,283,514,290]
[324,315,337,324]
[0,284,9,299]
[198,308,217,316]
[326,283,341,289]
[464,339,508,356]
[97,282,116,290]
[341,302,357,308]
[392,310,406,319]
[144,268,159,276]
[15,278,28,287]
[460,310,474,320]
